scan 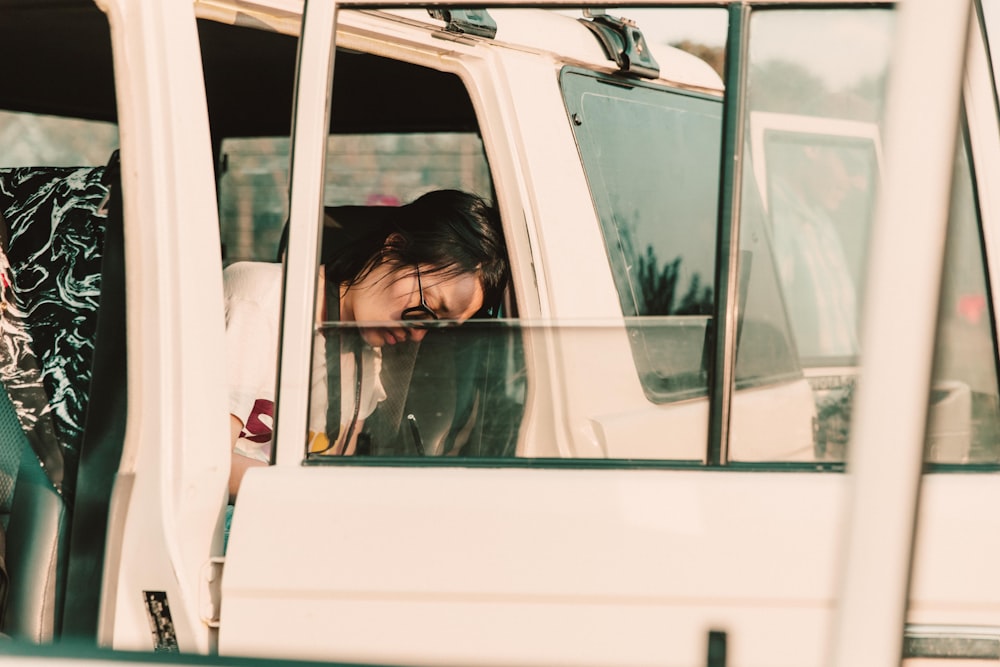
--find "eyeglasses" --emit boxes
[400,265,440,322]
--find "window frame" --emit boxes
[559,65,724,404]
[273,0,989,475]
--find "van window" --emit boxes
[730,8,894,463]
[219,133,491,263]
[317,131,498,457]
[729,7,1000,467]
[0,111,118,168]
[247,43,525,462]
[200,18,297,264]
[218,136,290,263]
[295,8,740,464]
[561,69,725,403]
[927,136,1000,465]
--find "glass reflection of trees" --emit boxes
[635,245,713,317]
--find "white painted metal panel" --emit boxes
[96,0,230,653]
[221,465,846,666]
[220,467,1000,666]
[830,0,972,665]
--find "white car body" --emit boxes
[0,0,991,666]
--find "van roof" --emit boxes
[376,8,724,92]
[0,0,721,140]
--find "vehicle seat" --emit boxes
[0,156,118,641]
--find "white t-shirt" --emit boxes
[224,261,386,462]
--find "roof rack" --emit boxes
[579,9,659,79]
[427,8,498,39]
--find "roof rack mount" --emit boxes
[580,9,660,79]
[427,8,498,39]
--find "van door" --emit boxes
[219,3,1000,666]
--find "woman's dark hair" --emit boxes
[321,190,509,314]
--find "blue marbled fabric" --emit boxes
[0,166,108,493]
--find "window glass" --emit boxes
[289,46,520,462]
[298,7,733,463]
[309,319,525,458]
[218,136,290,263]
[730,8,894,463]
[201,18,296,264]
[755,125,878,364]
[307,132,499,459]
[301,7,737,463]
[562,9,812,462]
[927,137,1000,464]
[219,133,491,263]
[326,133,492,207]
[562,69,722,403]
[983,0,1000,101]
[0,111,118,168]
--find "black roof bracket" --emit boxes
[579,9,660,79]
[427,9,498,39]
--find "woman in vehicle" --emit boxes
[224,189,508,498]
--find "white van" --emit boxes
[0,0,993,665]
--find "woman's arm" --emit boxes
[229,414,266,501]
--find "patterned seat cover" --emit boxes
[0,166,109,497]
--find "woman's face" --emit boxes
[341,261,484,347]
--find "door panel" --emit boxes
[221,467,1000,666]
[221,466,843,665]
[218,3,1000,666]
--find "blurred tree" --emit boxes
[670,40,724,78]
